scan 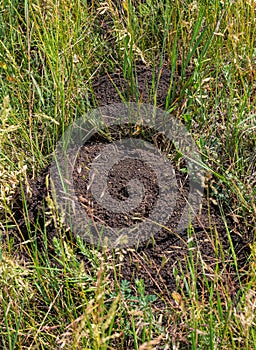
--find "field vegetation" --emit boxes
[0,1,255,349]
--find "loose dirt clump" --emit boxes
[10,63,251,300]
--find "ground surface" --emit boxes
[12,64,250,301]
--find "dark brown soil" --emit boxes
[88,63,176,108]
[10,63,252,303]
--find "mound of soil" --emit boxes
[10,63,251,301]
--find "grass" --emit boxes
[0,0,255,348]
